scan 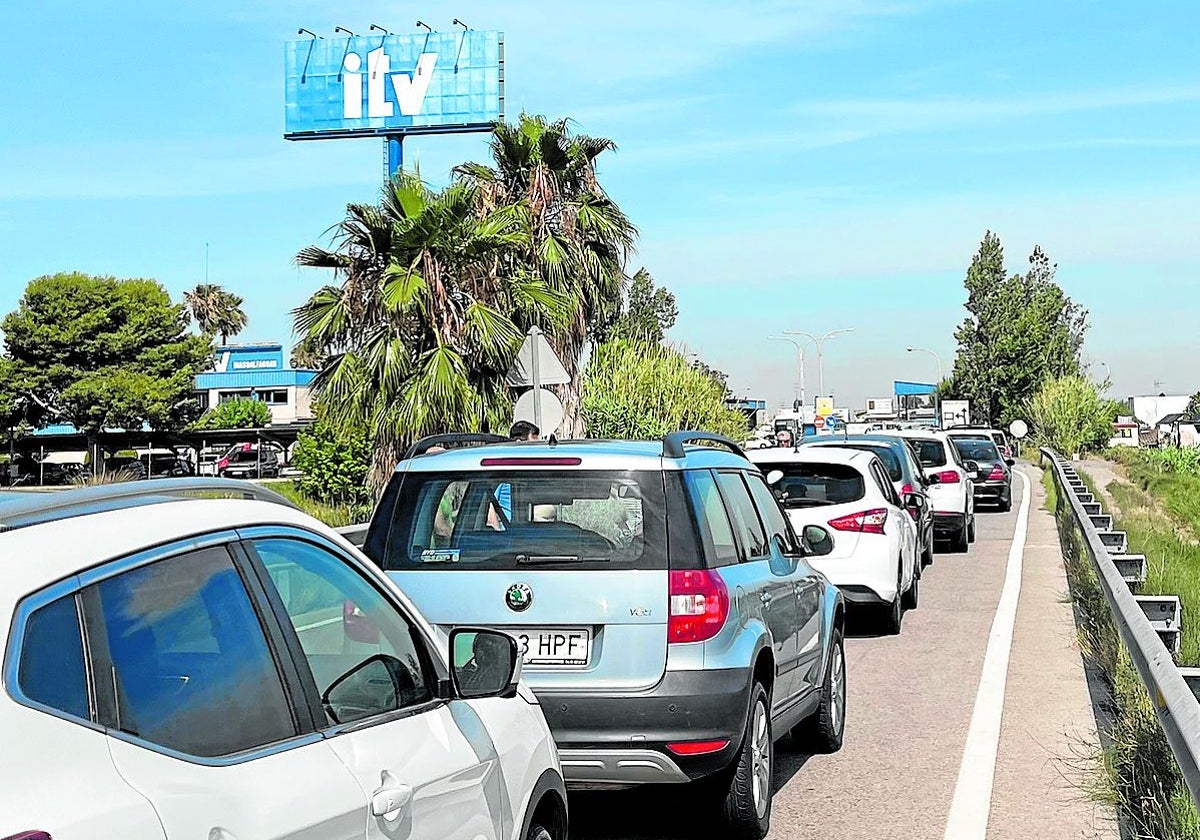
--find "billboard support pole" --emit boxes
[385,135,404,180]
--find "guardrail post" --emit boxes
[1090,514,1113,530]
[1098,531,1129,553]
[1113,554,1148,587]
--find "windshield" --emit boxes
[381,469,666,571]
[908,438,947,467]
[953,438,1001,462]
[757,462,865,508]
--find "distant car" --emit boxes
[0,480,565,840]
[217,442,281,479]
[947,426,1013,460]
[799,434,936,567]
[107,449,195,480]
[949,436,1014,511]
[893,430,978,552]
[749,446,920,635]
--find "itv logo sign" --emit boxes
[284,30,503,140]
[342,49,437,119]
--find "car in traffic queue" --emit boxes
[362,432,848,840]
[797,434,936,567]
[0,479,566,840]
[748,447,921,634]
[948,436,1015,511]
[947,425,1013,460]
[892,430,978,552]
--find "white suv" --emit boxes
[894,430,977,551]
[748,447,920,634]
[0,480,565,840]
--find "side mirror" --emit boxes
[903,493,926,509]
[344,599,381,645]
[450,628,521,700]
[800,524,835,557]
[925,472,941,485]
[964,460,980,473]
[765,469,784,486]
[1005,458,1015,467]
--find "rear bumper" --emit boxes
[933,511,966,535]
[973,481,1010,500]
[809,544,898,604]
[535,667,753,786]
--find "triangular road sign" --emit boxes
[507,327,570,387]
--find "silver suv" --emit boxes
[363,432,847,839]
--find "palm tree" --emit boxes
[184,283,247,344]
[294,171,571,491]
[455,114,637,436]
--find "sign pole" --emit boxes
[530,327,543,431]
[385,135,404,180]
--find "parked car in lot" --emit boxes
[798,434,936,566]
[949,436,1014,511]
[893,430,978,551]
[0,479,565,840]
[363,432,847,839]
[107,448,196,480]
[216,442,281,479]
[749,446,920,634]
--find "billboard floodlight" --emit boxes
[415,21,433,33]
[452,18,470,31]
[369,24,392,35]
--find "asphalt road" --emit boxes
[570,469,1112,839]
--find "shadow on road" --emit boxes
[570,749,814,839]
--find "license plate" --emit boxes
[515,628,592,667]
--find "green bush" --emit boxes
[196,398,272,430]
[1028,375,1113,455]
[291,419,372,507]
[582,341,747,442]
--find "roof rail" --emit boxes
[0,478,298,534]
[404,433,508,460]
[662,431,746,460]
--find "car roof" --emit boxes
[395,439,752,473]
[747,446,876,468]
[802,434,908,449]
[892,429,951,441]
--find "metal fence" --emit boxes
[1041,448,1200,805]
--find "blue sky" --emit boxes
[1,0,1197,410]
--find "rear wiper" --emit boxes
[516,554,585,565]
[783,499,832,508]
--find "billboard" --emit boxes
[285,31,503,139]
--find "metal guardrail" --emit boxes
[1042,448,1200,804]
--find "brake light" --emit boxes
[935,470,961,484]
[987,465,1005,481]
[901,483,914,497]
[668,570,729,644]
[3,832,52,840]
[828,508,888,535]
[667,739,730,756]
[480,457,583,466]
[217,457,229,470]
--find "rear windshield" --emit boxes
[378,470,667,571]
[756,462,865,508]
[952,438,1001,462]
[991,432,1008,448]
[908,438,947,468]
[839,445,901,481]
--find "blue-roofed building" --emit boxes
[195,343,317,425]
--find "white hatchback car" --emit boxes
[748,448,920,634]
[893,430,977,551]
[0,480,565,840]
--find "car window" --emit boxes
[757,461,866,507]
[86,546,297,757]
[908,438,947,467]
[684,469,740,568]
[716,472,768,560]
[384,470,667,571]
[952,438,1001,462]
[252,538,435,727]
[746,472,797,554]
[845,445,901,481]
[870,462,899,505]
[17,594,89,720]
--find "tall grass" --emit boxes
[271,480,372,528]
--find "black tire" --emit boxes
[921,535,935,567]
[968,515,977,543]
[903,570,919,610]
[715,682,773,839]
[794,628,846,754]
[526,826,553,840]
[882,566,903,634]
[952,523,969,553]
[999,493,1012,512]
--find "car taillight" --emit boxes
[901,483,914,497]
[988,465,1005,481]
[4,832,52,840]
[668,570,729,644]
[667,739,730,756]
[935,470,961,484]
[828,508,888,535]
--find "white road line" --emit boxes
[942,469,1033,840]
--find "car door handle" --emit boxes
[760,591,773,605]
[371,772,413,821]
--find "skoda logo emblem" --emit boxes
[506,583,533,612]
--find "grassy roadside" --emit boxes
[270,480,372,528]
[1040,455,1200,838]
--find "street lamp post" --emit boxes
[905,347,944,384]
[768,336,808,407]
[783,328,854,399]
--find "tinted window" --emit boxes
[908,438,947,467]
[685,470,739,567]
[871,462,900,505]
[18,595,89,720]
[829,444,901,481]
[953,438,1001,462]
[253,539,434,726]
[88,547,296,757]
[746,473,797,554]
[384,470,667,571]
[756,461,866,507]
[716,472,768,560]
